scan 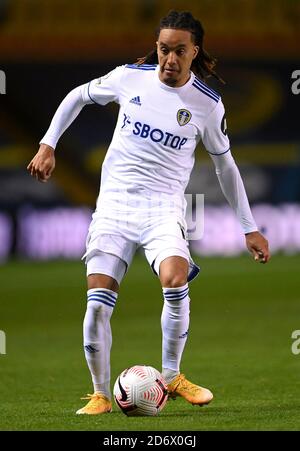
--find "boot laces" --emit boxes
[174,374,199,394]
[80,393,106,406]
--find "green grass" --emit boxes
[1,254,300,431]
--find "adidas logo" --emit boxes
[130,96,141,106]
[84,345,99,353]
[179,330,189,339]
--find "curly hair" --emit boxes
[136,10,225,84]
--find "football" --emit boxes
[113,365,168,416]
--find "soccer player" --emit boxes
[27,10,270,414]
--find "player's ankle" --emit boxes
[162,368,179,384]
[93,383,111,400]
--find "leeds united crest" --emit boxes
[177,109,192,126]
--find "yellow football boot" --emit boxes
[76,392,112,415]
[167,374,213,406]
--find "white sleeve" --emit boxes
[81,65,125,106]
[209,151,258,234]
[40,66,125,149]
[202,99,230,155]
[40,85,88,149]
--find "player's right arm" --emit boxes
[27,66,124,182]
[27,143,55,182]
[27,85,88,182]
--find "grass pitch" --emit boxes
[0,254,300,431]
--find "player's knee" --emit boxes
[160,270,187,288]
[158,256,188,288]
[87,274,119,292]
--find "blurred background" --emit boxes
[0,0,300,260]
[1,0,300,432]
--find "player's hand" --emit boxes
[27,144,55,182]
[245,231,270,264]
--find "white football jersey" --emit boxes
[80,64,230,205]
[40,63,257,233]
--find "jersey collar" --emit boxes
[155,65,195,92]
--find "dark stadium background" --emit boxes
[0,0,300,432]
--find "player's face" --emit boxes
[157,29,199,87]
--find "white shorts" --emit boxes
[86,250,127,285]
[83,199,200,285]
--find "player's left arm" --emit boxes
[210,151,270,264]
[245,230,270,264]
[202,99,270,263]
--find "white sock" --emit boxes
[83,288,118,400]
[161,283,190,383]
[162,368,179,384]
